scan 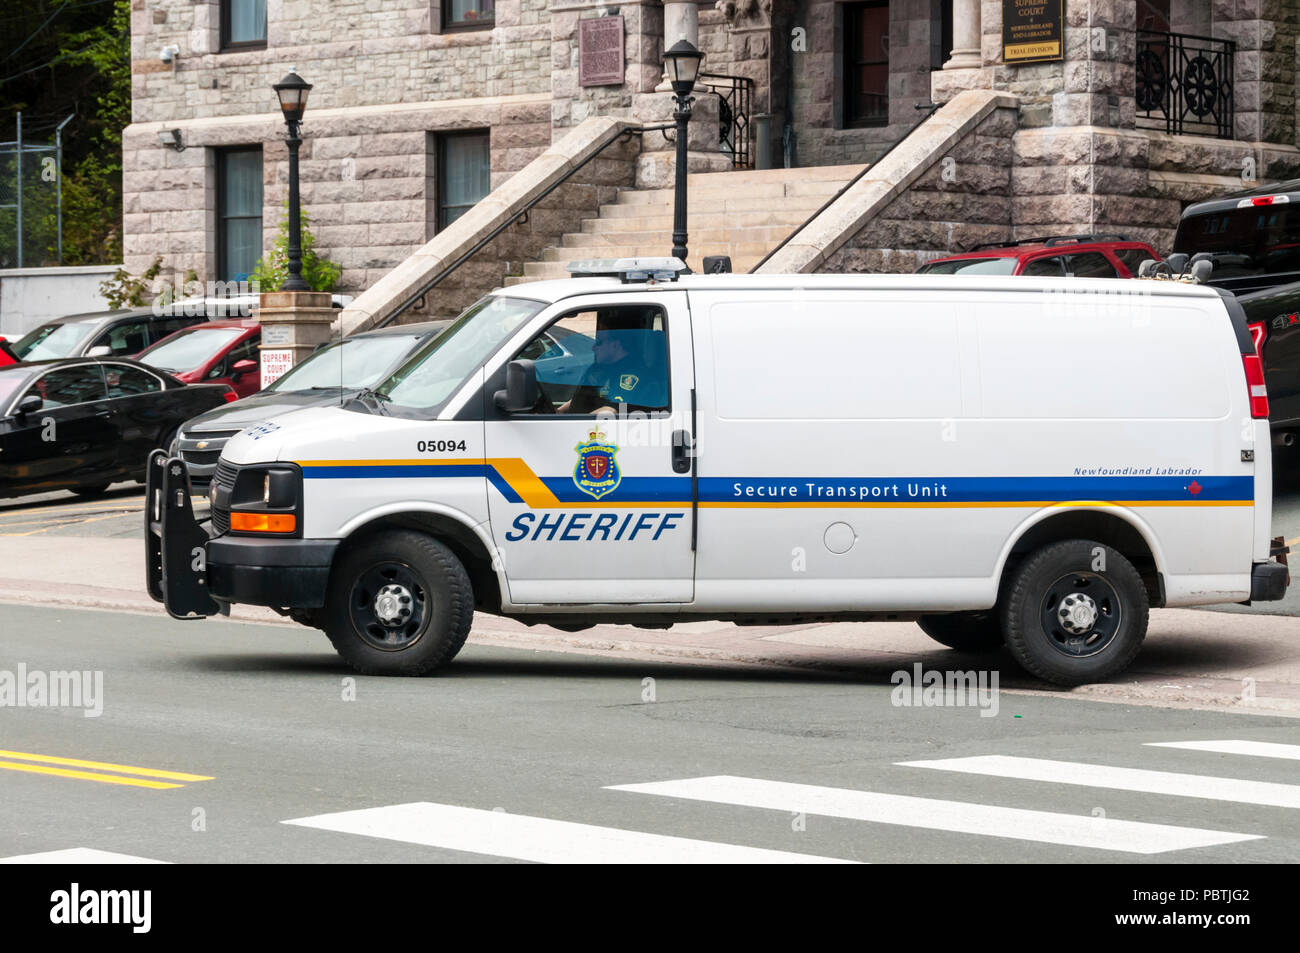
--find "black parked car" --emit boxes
[174,319,451,489]
[0,358,236,500]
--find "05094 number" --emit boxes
[417,439,467,453]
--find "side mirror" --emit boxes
[86,345,112,358]
[494,359,539,413]
[231,359,257,379]
[1164,253,1189,276]
[16,394,42,416]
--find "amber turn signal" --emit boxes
[230,512,296,533]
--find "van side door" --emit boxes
[483,292,696,605]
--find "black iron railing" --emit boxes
[1136,30,1235,140]
[699,72,753,168]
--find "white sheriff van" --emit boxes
[147,260,1290,686]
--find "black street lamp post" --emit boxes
[663,40,703,265]
[272,69,313,292]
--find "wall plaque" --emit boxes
[579,15,625,87]
[1003,0,1064,64]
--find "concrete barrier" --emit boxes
[0,265,117,338]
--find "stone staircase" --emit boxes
[505,164,862,283]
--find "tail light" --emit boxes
[1244,322,1269,418]
[222,386,239,403]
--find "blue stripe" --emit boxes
[540,476,692,503]
[699,475,1253,503]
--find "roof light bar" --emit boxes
[565,257,688,283]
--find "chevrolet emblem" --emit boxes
[196,440,210,450]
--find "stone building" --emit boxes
[122,1,1300,313]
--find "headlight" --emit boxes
[227,464,302,536]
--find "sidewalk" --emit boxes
[1,535,1297,716]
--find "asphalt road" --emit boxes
[0,604,1297,864]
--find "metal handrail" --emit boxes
[375,125,651,327]
[749,102,940,273]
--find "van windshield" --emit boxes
[375,295,544,413]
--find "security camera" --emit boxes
[160,45,179,64]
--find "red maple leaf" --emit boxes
[1188,480,1202,496]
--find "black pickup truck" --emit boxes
[1174,182,1300,439]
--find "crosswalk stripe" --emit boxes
[1145,740,1300,761]
[283,802,858,864]
[0,848,167,864]
[606,776,1260,854]
[899,756,1300,809]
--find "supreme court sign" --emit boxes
[579,15,624,87]
[1003,0,1064,64]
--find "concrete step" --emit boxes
[559,224,795,247]
[614,177,852,205]
[598,195,831,218]
[523,255,764,278]
[542,240,777,262]
[585,209,821,232]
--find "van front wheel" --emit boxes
[323,531,474,676]
[916,612,1003,651]
[1001,540,1148,686]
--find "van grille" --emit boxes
[211,460,239,535]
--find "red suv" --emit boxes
[916,234,1161,278]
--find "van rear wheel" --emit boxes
[1001,540,1148,686]
[916,612,1003,651]
[323,531,474,676]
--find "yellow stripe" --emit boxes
[297,458,466,467]
[0,749,212,782]
[487,458,561,507]
[699,499,1253,509]
[0,761,183,790]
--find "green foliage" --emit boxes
[99,255,162,309]
[250,205,343,293]
[56,0,131,264]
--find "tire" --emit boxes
[323,531,474,676]
[916,612,1003,651]
[72,483,111,498]
[159,427,180,456]
[1000,539,1148,686]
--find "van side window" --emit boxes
[510,304,669,415]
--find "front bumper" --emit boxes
[207,536,336,608]
[145,451,337,618]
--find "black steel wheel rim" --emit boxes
[1037,572,1122,658]
[349,561,429,651]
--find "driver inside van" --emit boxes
[557,310,667,415]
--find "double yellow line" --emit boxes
[0,749,212,790]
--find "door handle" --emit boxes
[671,430,694,474]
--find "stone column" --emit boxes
[944,0,982,69]
[257,291,336,389]
[658,1,701,91]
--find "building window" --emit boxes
[930,0,953,70]
[436,131,491,231]
[442,0,495,31]
[221,0,267,50]
[217,148,263,283]
[845,1,890,127]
